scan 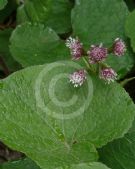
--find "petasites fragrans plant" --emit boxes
[0,0,135,169]
[66,37,126,85]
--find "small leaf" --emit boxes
[0,61,134,168]
[0,0,7,10]
[125,10,135,52]
[71,0,134,78]
[10,22,70,67]
[99,121,135,169]
[17,0,73,34]
[17,5,30,24]
[0,158,40,169]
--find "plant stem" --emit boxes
[82,57,96,73]
[120,77,135,86]
[99,62,110,68]
[83,57,90,69]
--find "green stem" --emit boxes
[99,62,110,68]
[120,77,135,86]
[83,57,90,69]
[82,57,95,73]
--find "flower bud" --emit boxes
[66,37,83,60]
[113,38,126,56]
[99,68,117,84]
[69,69,87,87]
[87,43,108,64]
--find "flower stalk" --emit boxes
[120,77,135,86]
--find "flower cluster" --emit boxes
[66,37,126,87]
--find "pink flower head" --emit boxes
[69,69,87,87]
[87,43,108,64]
[66,37,83,60]
[113,38,126,56]
[100,68,117,84]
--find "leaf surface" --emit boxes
[125,10,135,52]
[72,0,134,77]
[0,160,110,169]
[0,61,134,168]
[17,0,72,34]
[10,23,69,67]
[0,158,40,169]
[99,121,135,169]
[56,162,111,169]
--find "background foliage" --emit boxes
[0,0,135,169]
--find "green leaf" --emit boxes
[10,22,70,67]
[125,10,135,52]
[71,0,134,78]
[0,61,134,168]
[0,0,7,10]
[0,28,21,72]
[17,5,30,24]
[56,162,111,169]
[0,160,110,169]
[17,0,72,34]
[0,158,40,169]
[99,121,135,169]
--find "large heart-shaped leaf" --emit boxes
[16,0,73,34]
[99,120,135,169]
[0,0,7,10]
[0,61,134,168]
[10,23,70,67]
[71,0,134,78]
[125,10,135,52]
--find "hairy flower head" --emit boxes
[113,38,126,56]
[87,43,108,64]
[99,68,117,84]
[66,37,83,60]
[69,69,87,87]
